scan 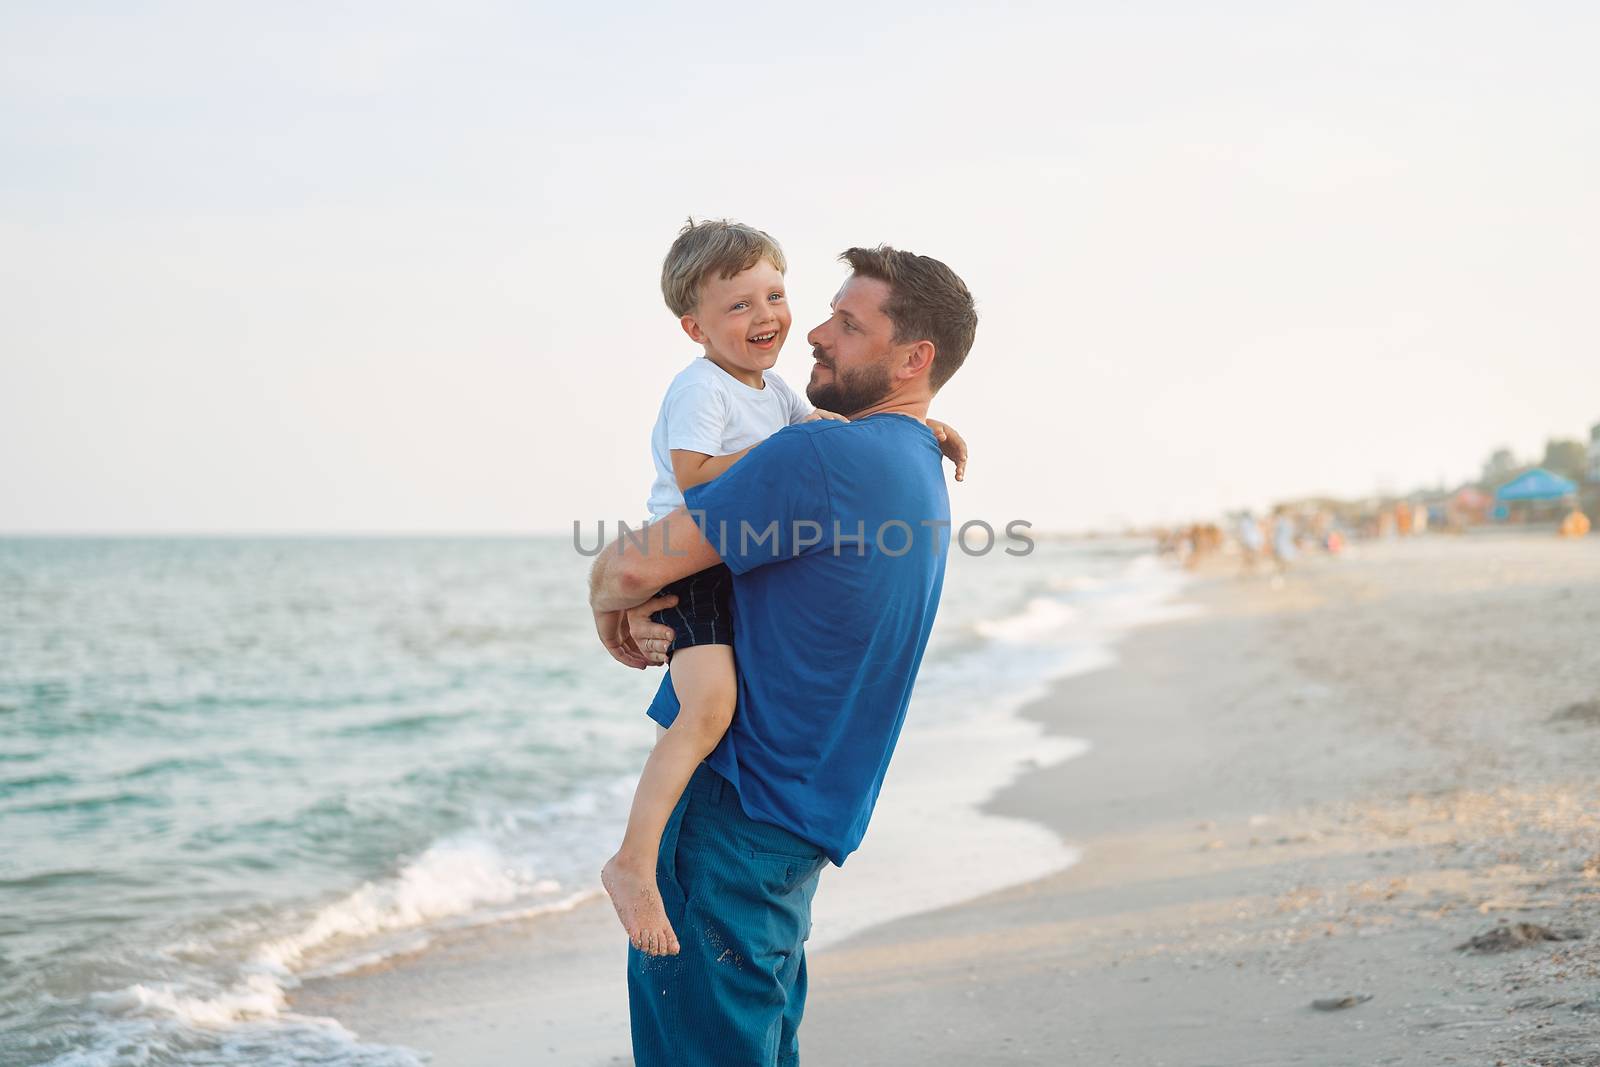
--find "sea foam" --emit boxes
[57,831,602,1065]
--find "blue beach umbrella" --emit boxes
[1495,467,1578,501]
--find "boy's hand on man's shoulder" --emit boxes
[925,418,968,482]
[802,409,849,423]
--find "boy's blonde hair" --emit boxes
[660,217,787,318]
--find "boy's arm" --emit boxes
[672,413,849,492]
[670,446,756,493]
[925,418,968,482]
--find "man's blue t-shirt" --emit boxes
[645,412,950,866]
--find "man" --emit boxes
[589,244,977,1065]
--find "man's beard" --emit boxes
[806,348,892,416]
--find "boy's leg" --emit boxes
[603,644,736,955]
[629,765,827,1067]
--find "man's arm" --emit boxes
[588,505,724,614]
[591,426,825,665]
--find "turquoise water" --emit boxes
[0,535,1172,1065]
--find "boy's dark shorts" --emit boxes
[650,563,733,655]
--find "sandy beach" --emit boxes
[295,532,1600,1066]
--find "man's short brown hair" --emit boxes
[661,218,788,318]
[840,245,977,393]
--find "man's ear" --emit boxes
[680,313,708,344]
[899,339,937,381]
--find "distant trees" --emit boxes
[1478,439,1587,488]
[1541,438,1588,483]
[1479,447,1520,487]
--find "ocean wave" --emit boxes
[116,756,227,781]
[8,790,170,816]
[40,1006,428,1067]
[0,869,146,891]
[330,709,478,738]
[972,553,1192,649]
[51,833,597,1066]
[974,596,1081,642]
[256,836,544,974]
[91,973,291,1029]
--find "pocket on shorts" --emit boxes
[736,815,824,865]
[745,849,828,897]
[745,843,822,865]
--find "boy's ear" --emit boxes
[679,313,707,344]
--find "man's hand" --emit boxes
[626,600,678,666]
[594,595,678,669]
[926,418,968,482]
[803,409,849,423]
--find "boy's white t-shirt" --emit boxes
[645,356,814,522]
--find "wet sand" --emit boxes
[296,532,1600,1066]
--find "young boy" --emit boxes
[600,218,967,956]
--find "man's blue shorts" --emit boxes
[628,761,829,1066]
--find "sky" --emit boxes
[2,2,1596,534]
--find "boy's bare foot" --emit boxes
[601,852,680,956]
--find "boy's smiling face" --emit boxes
[680,258,790,387]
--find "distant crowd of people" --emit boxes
[1155,508,1346,575]
[1157,494,1591,577]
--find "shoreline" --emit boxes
[294,534,1600,1065]
[289,549,1191,1064]
[802,534,1600,1065]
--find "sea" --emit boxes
[0,535,1194,1066]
